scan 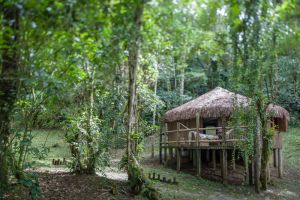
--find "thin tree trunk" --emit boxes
[254,114,262,193]
[180,68,184,104]
[152,64,158,125]
[86,60,96,174]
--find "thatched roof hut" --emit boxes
[165,87,289,123]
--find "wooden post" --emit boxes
[232,149,236,170]
[206,149,210,162]
[221,149,227,184]
[249,158,253,185]
[278,148,283,178]
[151,136,154,158]
[176,122,180,147]
[196,113,201,177]
[212,149,216,170]
[164,147,167,164]
[196,113,200,147]
[169,147,173,159]
[244,153,249,184]
[189,150,193,161]
[273,148,277,168]
[159,133,162,164]
[221,117,227,184]
[164,123,168,164]
[193,150,197,167]
[176,148,181,172]
[197,149,201,177]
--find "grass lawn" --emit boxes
[29,129,71,167]
[28,128,300,200]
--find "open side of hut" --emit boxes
[160,87,289,184]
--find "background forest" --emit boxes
[1,0,300,199]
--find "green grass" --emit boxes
[283,128,300,168]
[29,129,71,167]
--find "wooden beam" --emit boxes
[212,149,216,170]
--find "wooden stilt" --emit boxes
[176,148,181,172]
[159,133,162,164]
[193,150,196,167]
[151,136,155,158]
[166,147,172,166]
[221,149,227,184]
[221,118,227,184]
[212,149,216,170]
[206,149,210,162]
[164,147,167,164]
[278,148,283,178]
[273,148,277,168]
[244,153,249,184]
[249,158,253,185]
[169,147,173,159]
[197,149,201,177]
[232,149,236,170]
[189,150,192,161]
[267,162,271,182]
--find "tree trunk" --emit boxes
[179,68,184,104]
[0,2,19,193]
[254,113,262,193]
[152,64,158,125]
[86,61,96,174]
[258,101,270,190]
[127,0,144,167]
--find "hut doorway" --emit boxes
[203,118,218,136]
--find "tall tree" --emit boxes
[0,2,19,193]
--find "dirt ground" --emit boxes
[4,168,133,200]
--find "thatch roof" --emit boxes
[266,104,290,120]
[165,87,289,122]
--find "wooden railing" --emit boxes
[161,125,248,148]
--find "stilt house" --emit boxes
[159,87,289,184]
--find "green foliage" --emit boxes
[228,105,256,159]
[64,111,110,174]
[18,173,40,199]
